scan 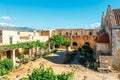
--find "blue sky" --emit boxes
[0,0,120,29]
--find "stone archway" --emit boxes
[72,42,78,46]
[85,42,90,46]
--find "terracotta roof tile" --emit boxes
[95,33,109,43]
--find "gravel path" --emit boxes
[7,51,119,80]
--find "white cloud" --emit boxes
[2,16,11,20]
[0,22,16,27]
[90,22,101,29]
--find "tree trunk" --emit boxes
[66,46,71,52]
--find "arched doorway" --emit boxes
[72,42,78,46]
[85,42,90,46]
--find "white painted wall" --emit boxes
[18,31,41,42]
[96,43,110,54]
[2,30,18,45]
[39,36,49,42]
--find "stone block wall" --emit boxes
[99,55,112,68]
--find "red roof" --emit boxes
[95,33,110,43]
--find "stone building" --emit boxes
[0,26,40,66]
[39,29,53,42]
[96,5,120,69]
[54,29,99,49]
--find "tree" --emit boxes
[65,41,71,52]
[49,35,66,49]
[27,41,46,59]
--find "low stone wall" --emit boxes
[99,55,112,68]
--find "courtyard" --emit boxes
[7,51,119,80]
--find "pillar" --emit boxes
[12,49,16,66]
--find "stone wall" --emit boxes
[54,29,99,49]
[112,29,120,70]
[99,56,112,68]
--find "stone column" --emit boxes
[12,49,16,66]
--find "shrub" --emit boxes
[63,51,77,64]
[20,77,29,80]
[21,65,74,80]
[57,72,73,80]
[0,59,13,71]
[36,52,42,58]
[0,66,9,76]
[29,67,56,80]
[51,49,57,53]
[42,51,51,57]
[18,54,25,59]
[78,47,82,51]
[23,58,29,64]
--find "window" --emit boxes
[7,51,11,59]
[9,36,13,44]
[81,31,83,35]
[89,32,92,36]
[66,32,68,35]
[69,32,72,36]
[17,32,20,35]
[75,32,78,35]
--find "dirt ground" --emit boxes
[7,51,119,80]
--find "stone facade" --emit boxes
[54,29,99,49]
[98,5,120,69]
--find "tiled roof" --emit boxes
[95,33,109,43]
[113,9,120,25]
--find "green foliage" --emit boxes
[65,41,71,47]
[23,58,29,64]
[29,66,56,80]
[20,77,29,80]
[63,51,77,64]
[82,44,90,49]
[36,52,42,58]
[78,47,82,51]
[24,65,74,80]
[50,49,57,53]
[0,59,13,71]
[36,40,46,49]
[49,35,66,46]
[18,54,25,59]
[0,66,9,76]
[42,51,51,57]
[57,72,73,80]
[78,44,83,51]
[0,59,13,76]
[82,44,93,54]
[0,41,46,50]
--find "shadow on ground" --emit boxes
[44,51,66,64]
